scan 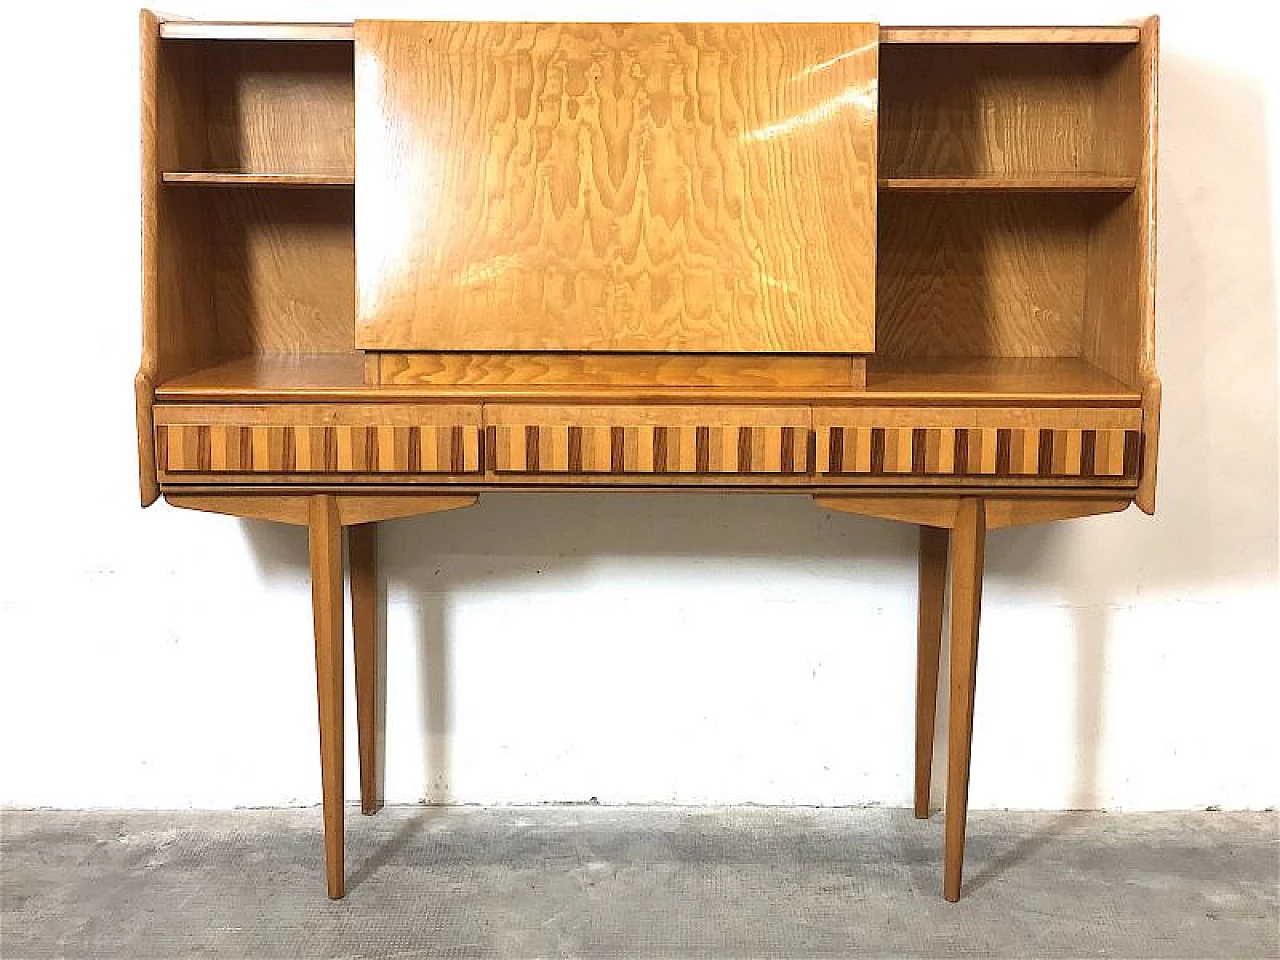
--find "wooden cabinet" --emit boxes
[138,14,1160,903]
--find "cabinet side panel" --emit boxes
[139,10,160,505]
[354,21,878,353]
[1083,18,1159,511]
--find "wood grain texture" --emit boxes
[879,175,1135,192]
[1134,18,1161,514]
[137,9,163,506]
[163,172,354,187]
[378,353,865,388]
[880,43,1136,177]
[307,494,345,898]
[354,21,878,353]
[1080,18,1160,512]
[348,523,382,815]
[487,404,808,475]
[208,189,354,356]
[880,26,1139,45]
[163,493,478,525]
[815,496,960,527]
[815,406,1140,481]
[916,525,948,818]
[161,21,354,41]
[141,21,221,504]
[201,41,353,176]
[156,355,1134,405]
[866,358,1139,404]
[944,498,985,902]
[983,496,1129,528]
[877,193,1096,359]
[157,423,482,474]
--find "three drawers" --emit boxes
[154,403,1141,484]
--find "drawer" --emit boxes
[813,407,1142,481]
[154,404,483,475]
[486,405,811,474]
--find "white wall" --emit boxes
[0,0,1276,811]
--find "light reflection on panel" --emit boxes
[354,21,878,353]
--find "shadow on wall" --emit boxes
[231,47,1278,813]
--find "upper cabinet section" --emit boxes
[353,21,878,353]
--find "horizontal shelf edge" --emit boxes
[879,176,1138,193]
[879,26,1140,44]
[160,21,354,41]
[156,21,1141,45]
[162,172,354,187]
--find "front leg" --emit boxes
[308,495,346,899]
[943,498,986,902]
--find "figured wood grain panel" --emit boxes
[354,21,878,353]
[876,193,1093,358]
[209,189,354,355]
[879,43,1135,177]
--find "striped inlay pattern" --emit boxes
[158,424,482,474]
[489,424,810,474]
[816,426,1140,479]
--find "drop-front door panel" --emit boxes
[353,21,879,354]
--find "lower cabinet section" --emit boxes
[154,404,484,475]
[153,401,1143,486]
[813,407,1142,480]
[486,405,811,474]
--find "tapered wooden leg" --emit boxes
[349,522,383,816]
[308,495,345,899]
[943,498,986,902]
[915,525,949,819]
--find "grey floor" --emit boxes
[2,807,1276,959]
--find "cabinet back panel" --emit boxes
[877,193,1104,359]
[196,41,354,174]
[880,44,1136,177]
[210,189,355,356]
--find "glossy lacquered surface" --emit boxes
[353,21,878,353]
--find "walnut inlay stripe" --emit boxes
[158,424,482,474]
[490,424,810,474]
[817,424,1140,480]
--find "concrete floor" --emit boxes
[2,808,1276,959]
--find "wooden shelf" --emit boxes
[160,21,353,42]
[162,172,354,188]
[156,355,1140,406]
[880,26,1140,45]
[879,176,1137,193]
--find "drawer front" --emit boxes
[486,405,811,475]
[813,407,1142,481]
[155,404,483,475]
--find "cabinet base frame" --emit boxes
[163,490,1128,901]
